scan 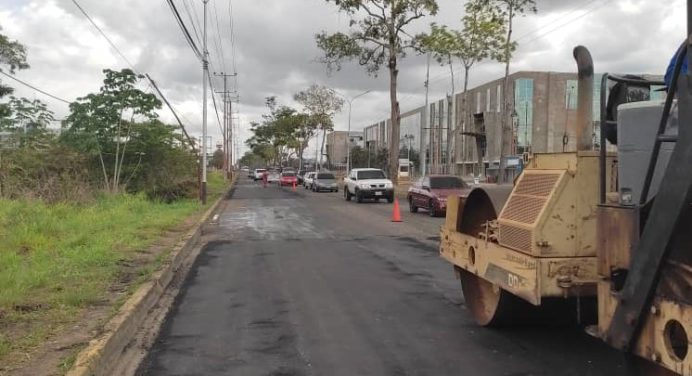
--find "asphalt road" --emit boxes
[138,178,650,376]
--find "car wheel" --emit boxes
[344,188,352,201]
[335,188,339,193]
[387,195,394,204]
[356,190,363,203]
[409,197,418,213]
[429,199,437,217]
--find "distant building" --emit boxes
[326,130,364,167]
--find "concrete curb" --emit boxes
[67,178,235,376]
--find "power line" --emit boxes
[228,0,238,86]
[180,0,202,47]
[206,71,225,136]
[71,0,158,97]
[70,0,138,72]
[212,0,228,73]
[146,74,196,152]
[0,70,71,104]
[418,0,609,94]
[360,0,612,136]
[71,0,207,154]
[521,1,610,45]
[165,0,203,60]
[514,0,603,43]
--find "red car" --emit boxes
[407,175,470,217]
[278,171,298,187]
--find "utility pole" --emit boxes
[422,53,430,176]
[201,0,209,204]
[228,94,240,171]
[214,72,237,180]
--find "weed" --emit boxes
[0,172,228,367]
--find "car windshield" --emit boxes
[357,170,385,180]
[317,173,335,179]
[282,173,296,177]
[256,169,266,173]
[430,176,466,189]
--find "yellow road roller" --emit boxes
[440,41,692,375]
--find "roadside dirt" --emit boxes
[1,215,203,376]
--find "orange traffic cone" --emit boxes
[391,199,402,222]
[292,180,297,192]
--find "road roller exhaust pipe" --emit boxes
[573,46,594,151]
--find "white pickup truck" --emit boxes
[343,168,394,203]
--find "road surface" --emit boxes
[139,178,647,376]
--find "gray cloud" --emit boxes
[0,0,686,158]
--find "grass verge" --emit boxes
[0,172,228,369]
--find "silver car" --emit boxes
[303,172,315,189]
[312,172,338,192]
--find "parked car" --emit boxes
[312,172,338,192]
[303,172,315,189]
[296,170,307,184]
[343,168,394,203]
[267,170,280,183]
[407,175,470,217]
[279,171,298,187]
[253,168,267,181]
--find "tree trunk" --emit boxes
[320,128,327,170]
[298,140,305,171]
[462,65,472,177]
[115,115,135,189]
[98,150,110,191]
[499,7,514,184]
[112,108,124,193]
[388,56,400,183]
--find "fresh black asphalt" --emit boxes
[138,178,654,376]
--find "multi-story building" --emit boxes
[325,130,364,167]
[359,70,663,180]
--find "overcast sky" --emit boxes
[0,0,686,158]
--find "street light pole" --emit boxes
[336,90,371,175]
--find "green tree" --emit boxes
[0,96,55,131]
[123,120,197,200]
[211,148,224,169]
[0,28,30,122]
[246,97,304,167]
[349,145,369,168]
[315,0,438,181]
[417,0,504,175]
[63,69,162,192]
[238,150,268,170]
[485,0,537,182]
[294,84,344,170]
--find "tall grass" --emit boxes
[0,172,228,361]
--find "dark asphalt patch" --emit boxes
[138,178,638,376]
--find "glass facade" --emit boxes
[400,111,422,153]
[515,78,534,152]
